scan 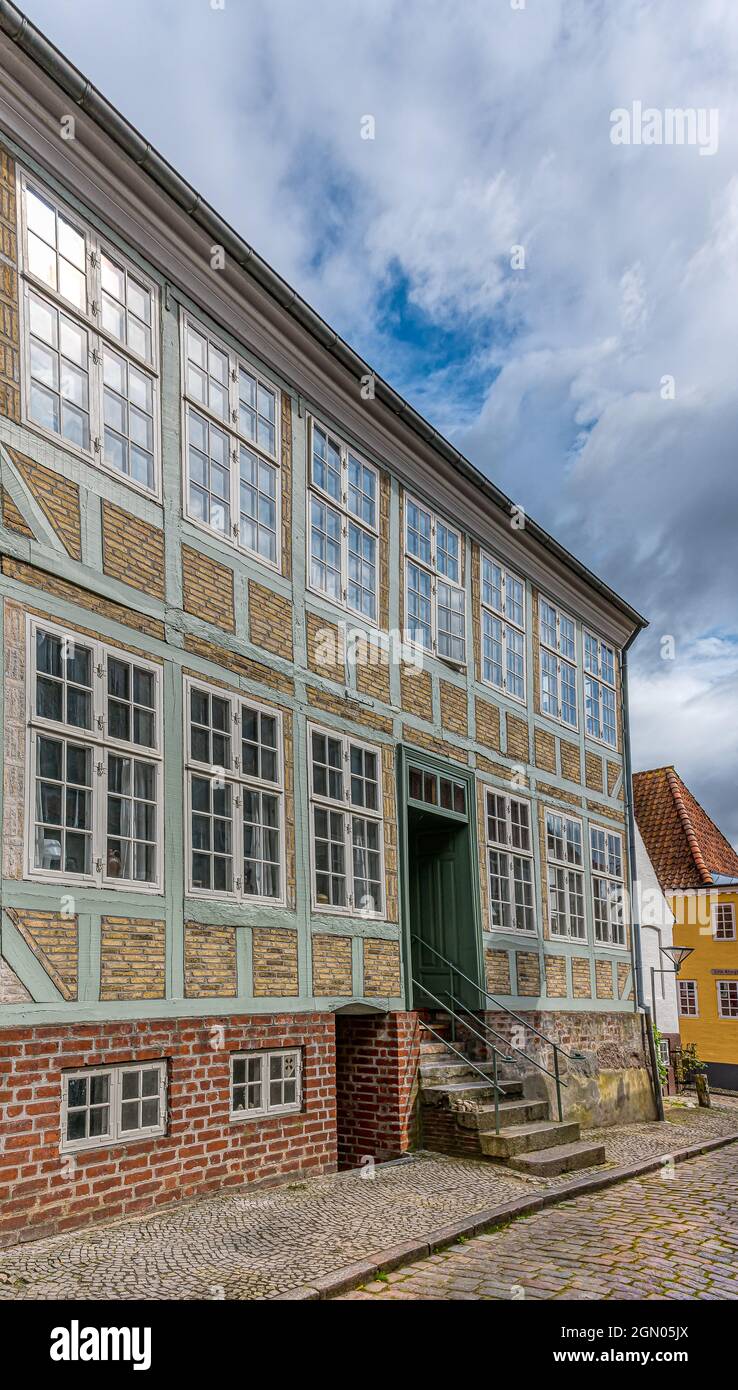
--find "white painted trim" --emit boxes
[229,1048,302,1121]
[307,721,386,919]
[60,1059,167,1153]
[305,413,382,626]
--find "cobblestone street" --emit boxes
[0,1103,735,1300]
[340,1140,738,1301]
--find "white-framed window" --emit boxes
[182,313,280,566]
[484,789,535,933]
[404,495,466,665]
[658,1037,671,1068]
[539,597,577,728]
[713,903,736,940]
[480,553,526,702]
[61,1061,167,1152]
[678,980,698,1017]
[18,172,161,496]
[717,981,738,1019]
[308,724,384,916]
[185,677,284,902]
[307,417,379,622]
[546,809,585,939]
[590,825,626,947]
[230,1049,302,1119]
[26,617,162,889]
[584,631,617,748]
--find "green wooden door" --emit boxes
[409,821,481,1010]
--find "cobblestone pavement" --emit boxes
[340,1140,738,1301]
[0,1101,735,1300]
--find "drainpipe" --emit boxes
[621,631,665,1120]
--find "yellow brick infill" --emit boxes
[2,599,24,880]
[534,726,556,774]
[355,635,391,704]
[249,580,294,661]
[475,696,501,753]
[485,947,511,995]
[585,749,604,793]
[544,954,567,997]
[183,633,294,695]
[252,927,299,996]
[6,907,77,1000]
[560,738,581,784]
[439,680,468,737]
[572,956,592,998]
[363,938,401,997]
[515,949,541,997]
[506,711,529,763]
[0,953,31,1003]
[311,934,353,996]
[1,557,165,639]
[382,743,399,924]
[1,486,33,538]
[7,445,82,559]
[101,500,165,599]
[595,958,615,999]
[184,922,237,998]
[309,685,393,734]
[181,543,235,632]
[100,917,166,1000]
[400,663,433,722]
[402,724,468,764]
[306,610,344,679]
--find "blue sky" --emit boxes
[18,0,738,845]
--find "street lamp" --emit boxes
[651,944,694,1031]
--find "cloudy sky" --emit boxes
[19,0,738,845]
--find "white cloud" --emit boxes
[19,0,738,839]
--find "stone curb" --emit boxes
[270,1129,738,1300]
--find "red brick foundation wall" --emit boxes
[0,1011,336,1247]
[335,1010,421,1170]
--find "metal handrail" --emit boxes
[411,934,577,1059]
[438,983,567,1089]
[411,934,577,1122]
[416,1015,505,1135]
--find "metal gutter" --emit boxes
[0,1,647,630]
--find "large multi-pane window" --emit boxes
[308,418,379,621]
[590,826,626,946]
[185,679,284,901]
[546,810,585,939]
[480,553,525,701]
[539,598,577,728]
[230,1049,302,1119]
[404,495,465,664]
[183,314,280,565]
[308,726,384,915]
[712,903,736,940]
[27,619,162,889]
[61,1062,167,1152]
[19,174,160,494]
[584,631,617,747]
[484,790,535,933]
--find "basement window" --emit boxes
[27,617,163,890]
[61,1061,167,1152]
[19,173,161,496]
[230,1049,302,1119]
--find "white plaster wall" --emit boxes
[635,825,679,1035]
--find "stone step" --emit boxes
[458,1097,550,1130]
[480,1119,581,1159]
[419,1040,453,1055]
[422,1079,503,1104]
[506,1139,607,1177]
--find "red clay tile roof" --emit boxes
[633,766,738,891]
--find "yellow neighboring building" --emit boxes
[634,767,738,1091]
